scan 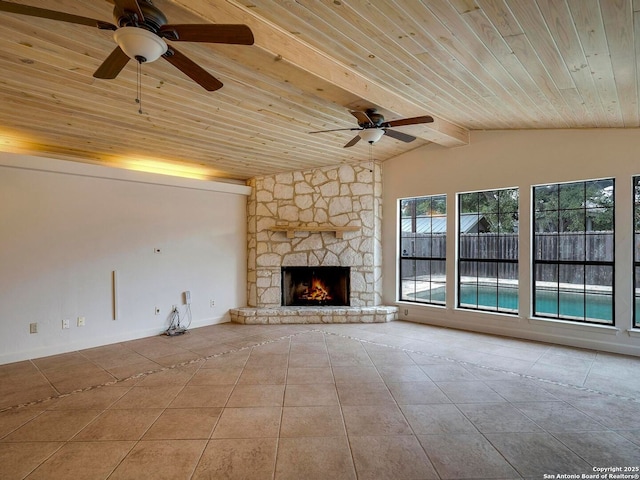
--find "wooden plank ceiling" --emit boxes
[0,0,637,181]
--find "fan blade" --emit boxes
[344,135,361,148]
[112,0,144,22]
[93,46,130,79]
[350,110,372,124]
[0,0,110,27]
[163,47,223,91]
[160,24,254,45]
[309,128,360,134]
[384,115,434,128]
[384,128,416,143]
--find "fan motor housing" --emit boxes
[364,109,385,127]
[114,0,167,32]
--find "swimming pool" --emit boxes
[411,284,613,322]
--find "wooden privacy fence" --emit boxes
[401,232,614,285]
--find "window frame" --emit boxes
[398,194,447,306]
[532,178,615,326]
[633,176,640,328]
[456,187,519,315]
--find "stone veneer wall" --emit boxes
[246,162,383,308]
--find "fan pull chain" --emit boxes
[136,60,143,115]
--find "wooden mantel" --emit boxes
[269,225,360,239]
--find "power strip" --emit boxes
[165,327,186,336]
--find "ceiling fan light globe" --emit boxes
[114,27,167,63]
[359,128,385,144]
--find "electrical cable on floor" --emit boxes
[165,304,190,336]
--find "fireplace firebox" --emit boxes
[281,266,350,306]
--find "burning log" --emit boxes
[300,278,333,301]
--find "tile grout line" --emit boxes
[580,352,599,388]
[0,330,315,413]
[316,329,640,404]
[323,333,359,480]
[5,326,637,479]
[358,333,444,480]
[272,335,292,480]
[188,338,253,480]
[121,347,208,480]
[100,362,201,480]
[28,358,63,397]
[523,344,553,373]
[3,326,638,414]
[352,329,610,478]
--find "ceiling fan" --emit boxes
[309,109,434,148]
[0,0,254,91]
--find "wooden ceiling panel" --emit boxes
[0,0,637,181]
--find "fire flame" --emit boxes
[300,277,333,301]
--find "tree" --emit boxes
[401,195,446,224]
[534,180,613,233]
[459,188,519,233]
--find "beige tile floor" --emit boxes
[1,321,640,479]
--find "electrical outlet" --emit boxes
[77,316,85,327]
[404,309,409,316]
[155,307,161,315]
[210,300,215,308]
[62,319,70,329]
[29,323,38,334]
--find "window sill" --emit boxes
[626,328,640,338]
[397,300,446,308]
[528,316,620,335]
[454,307,522,321]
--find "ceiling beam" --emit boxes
[171,0,469,147]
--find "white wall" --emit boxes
[382,129,640,356]
[0,153,249,364]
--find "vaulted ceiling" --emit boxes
[0,0,637,181]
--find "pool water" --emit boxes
[413,285,613,322]
[532,288,612,322]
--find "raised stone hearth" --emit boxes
[230,306,398,324]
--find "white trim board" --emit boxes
[0,152,251,196]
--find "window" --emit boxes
[634,177,640,327]
[533,179,614,325]
[458,188,519,313]
[399,195,446,305]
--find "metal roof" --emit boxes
[401,214,486,234]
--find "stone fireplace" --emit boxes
[230,162,397,324]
